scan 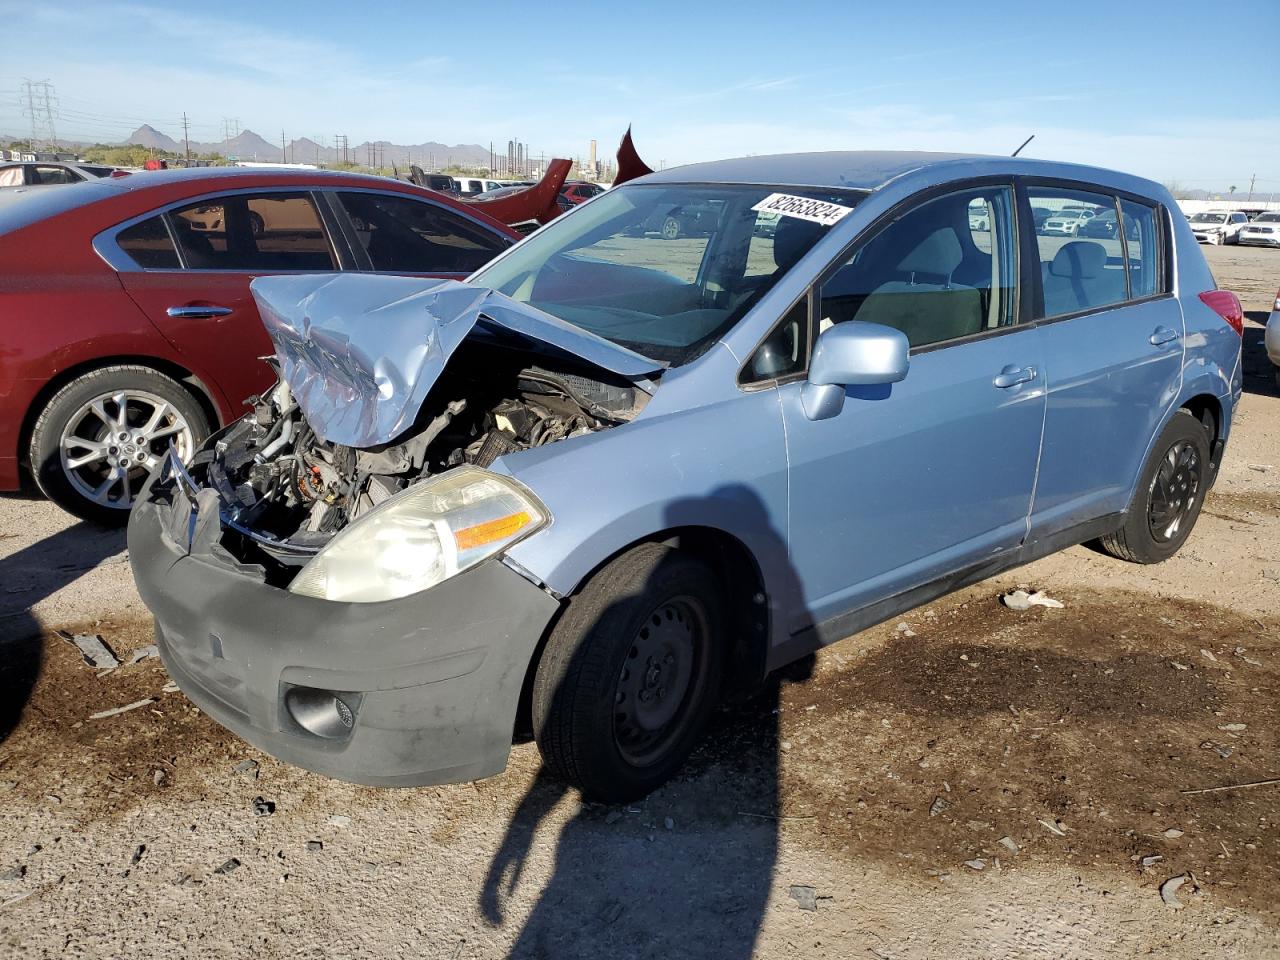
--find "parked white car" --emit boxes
[1266,286,1280,387]
[0,160,125,191]
[1189,210,1249,245]
[1038,208,1097,237]
[1238,212,1280,248]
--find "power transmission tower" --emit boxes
[1248,174,1256,201]
[21,79,58,151]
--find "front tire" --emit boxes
[660,216,682,240]
[1099,410,1210,564]
[29,365,211,525]
[531,543,724,802]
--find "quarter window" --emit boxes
[819,185,1018,349]
[116,215,179,270]
[1118,198,1160,299]
[337,192,510,274]
[168,193,335,271]
[0,165,24,187]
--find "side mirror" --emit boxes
[802,321,909,420]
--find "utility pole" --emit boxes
[182,113,191,162]
[281,130,287,164]
[1247,174,1256,201]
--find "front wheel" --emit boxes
[29,365,211,525]
[660,216,682,240]
[531,543,724,802]
[1098,410,1210,564]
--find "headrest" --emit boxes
[772,216,824,272]
[1050,241,1106,279]
[897,228,963,277]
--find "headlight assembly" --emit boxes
[288,466,548,603]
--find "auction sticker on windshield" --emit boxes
[751,193,854,227]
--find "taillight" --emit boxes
[1199,290,1244,336]
[1273,287,1280,312]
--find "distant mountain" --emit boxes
[126,124,181,152]
[117,124,494,168]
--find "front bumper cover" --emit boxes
[128,470,561,787]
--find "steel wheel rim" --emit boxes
[58,389,194,510]
[1147,439,1201,543]
[661,217,680,240]
[612,596,709,767]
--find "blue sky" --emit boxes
[1,0,1277,190]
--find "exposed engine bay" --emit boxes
[196,340,645,572]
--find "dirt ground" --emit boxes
[0,245,1277,959]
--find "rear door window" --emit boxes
[116,215,180,269]
[168,192,336,271]
[1028,188,1126,318]
[0,165,24,187]
[336,191,510,274]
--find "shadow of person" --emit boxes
[481,485,814,959]
[0,510,126,744]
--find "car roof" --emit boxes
[637,150,1166,199]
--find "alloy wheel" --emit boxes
[58,389,194,511]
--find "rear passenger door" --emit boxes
[779,183,1046,630]
[1023,184,1182,538]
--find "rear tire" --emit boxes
[660,216,682,240]
[29,365,210,526]
[1098,410,1209,564]
[531,543,724,802]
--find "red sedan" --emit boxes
[0,167,520,523]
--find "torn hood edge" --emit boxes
[250,273,663,448]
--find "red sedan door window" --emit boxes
[335,191,510,276]
[115,192,338,413]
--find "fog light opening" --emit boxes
[285,686,355,740]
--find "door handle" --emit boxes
[166,305,233,319]
[993,365,1036,388]
[1149,326,1180,346]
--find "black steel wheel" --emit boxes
[532,543,724,801]
[1099,410,1210,564]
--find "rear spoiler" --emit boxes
[461,158,572,226]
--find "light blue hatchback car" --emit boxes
[129,151,1244,800]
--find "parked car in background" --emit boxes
[1078,207,1139,240]
[129,151,1242,801]
[453,176,505,197]
[0,167,519,523]
[560,181,605,205]
[1238,212,1280,248]
[1038,207,1098,236]
[0,160,127,190]
[1189,210,1248,244]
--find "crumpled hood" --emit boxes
[251,274,662,448]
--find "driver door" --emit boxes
[777,183,1046,633]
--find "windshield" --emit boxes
[469,182,864,365]
[1253,213,1280,223]
[1191,213,1227,224]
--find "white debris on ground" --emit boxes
[1001,590,1065,611]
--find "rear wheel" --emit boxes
[660,216,682,240]
[1099,410,1209,564]
[29,365,210,525]
[532,543,724,801]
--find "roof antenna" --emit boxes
[1011,134,1035,158]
